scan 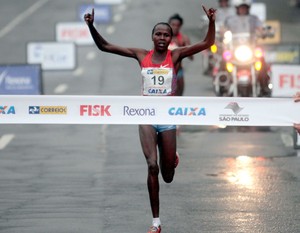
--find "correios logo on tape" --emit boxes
[80,105,111,116]
[0,106,15,114]
[168,107,206,116]
[29,106,67,114]
[219,102,249,122]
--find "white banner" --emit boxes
[271,64,300,97]
[250,3,266,22]
[56,22,94,45]
[94,0,123,4]
[27,42,76,70]
[0,95,299,126]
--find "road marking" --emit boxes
[0,134,15,150]
[86,51,96,60]
[54,84,68,94]
[106,26,115,34]
[73,67,84,76]
[0,0,49,39]
[113,14,123,23]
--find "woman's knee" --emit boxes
[161,170,174,183]
[147,160,159,176]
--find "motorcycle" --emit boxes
[213,30,272,97]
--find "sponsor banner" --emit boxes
[27,42,76,70]
[271,64,300,97]
[0,95,299,126]
[56,22,94,45]
[94,0,123,4]
[264,44,300,64]
[0,64,42,95]
[78,4,112,24]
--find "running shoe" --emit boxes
[175,152,179,168]
[147,225,161,233]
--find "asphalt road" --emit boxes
[0,0,300,233]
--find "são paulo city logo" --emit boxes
[219,102,249,122]
[168,107,206,116]
[0,106,15,114]
[29,106,67,115]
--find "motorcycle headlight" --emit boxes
[234,45,253,62]
[255,61,262,71]
[226,62,234,73]
[223,31,232,44]
[223,50,232,61]
[210,44,218,54]
[254,47,263,58]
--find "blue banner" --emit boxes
[78,4,112,24]
[0,64,42,95]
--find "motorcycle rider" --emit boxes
[224,0,271,96]
[216,0,235,31]
[205,0,235,76]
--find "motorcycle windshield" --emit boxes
[232,33,253,46]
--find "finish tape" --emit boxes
[0,95,299,126]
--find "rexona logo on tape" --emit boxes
[123,106,156,116]
[0,106,16,114]
[29,106,67,115]
[80,105,111,116]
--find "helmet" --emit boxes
[232,0,252,7]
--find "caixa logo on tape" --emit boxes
[168,107,206,116]
[0,106,16,114]
[80,105,111,116]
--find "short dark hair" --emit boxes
[152,22,173,37]
[168,13,183,25]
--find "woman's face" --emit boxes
[169,19,181,36]
[152,24,172,51]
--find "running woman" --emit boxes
[168,13,194,96]
[84,6,216,233]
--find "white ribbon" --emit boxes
[0,95,298,126]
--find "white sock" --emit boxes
[152,217,161,227]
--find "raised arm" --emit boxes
[172,6,216,64]
[84,8,145,60]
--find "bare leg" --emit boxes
[139,125,160,218]
[158,129,177,183]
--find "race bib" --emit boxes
[141,67,173,96]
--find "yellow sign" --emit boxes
[40,106,67,115]
[258,20,281,44]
